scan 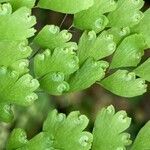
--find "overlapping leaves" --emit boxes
[1,0,150,123]
[33,25,109,95]
[0,3,38,122]
[6,105,150,150]
[7,110,93,150]
[38,0,94,14]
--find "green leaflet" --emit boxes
[6,129,28,150]
[92,105,132,150]
[110,34,146,69]
[0,3,38,122]
[131,121,150,150]
[8,0,36,10]
[0,40,32,67]
[68,58,109,92]
[74,0,117,33]
[0,0,9,3]
[132,8,150,48]
[78,30,116,65]
[39,72,69,95]
[33,25,76,50]
[34,47,79,95]
[0,103,13,123]
[43,110,93,150]
[7,110,93,150]
[0,68,39,106]
[100,70,147,97]
[134,58,150,82]
[34,48,79,77]
[0,4,36,41]
[38,0,94,14]
[107,0,144,28]
[107,27,130,45]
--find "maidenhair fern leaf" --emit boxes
[131,121,150,150]
[6,128,28,150]
[34,48,79,77]
[0,40,32,67]
[92,105,132,150]
[107,27,131,45]
[110,34,146,69]
[0,68,39,106]
[7,110,93,150]
[38,0,94,14]
[0,103,13,123]
[100,70,147,97]
[33,25,76,50]
[8,0,36,10]
[78,30,116,65]
[0,70,39,121]
[39,72,70,95]
[74,0,117,33]
[0,0,9,3]
[43,110,93,150]
[0,4,36,41]
[134,58,150,82]
[108,0,144,28]
[132,8,150,48]
[68,58,109,92]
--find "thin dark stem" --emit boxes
[60,14,68,28]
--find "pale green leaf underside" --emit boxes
[38,0,94,14]
[131,121,150,150]
[134,58,150,82]
[110,34,146,69]
[100,70,147,97]
[92,105,132,150]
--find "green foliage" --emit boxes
[131,121,150,150]
[6,105,150,150]
[0,4,36,41]
[107,0,144,28]
[78,30,116,65]
[110,34,146,69]
[134,58,150,82]
[38,0,94,14]
[0,0,150,149]
[33,25,74,50]
[100,70,147,97]
[92,105,132,150]
[7,109,93,150]
[8,0,36,10]
[0,2,39,122]
[74,0,117,33]
[132,8,150,47]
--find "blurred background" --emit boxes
[0,0,150,149]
